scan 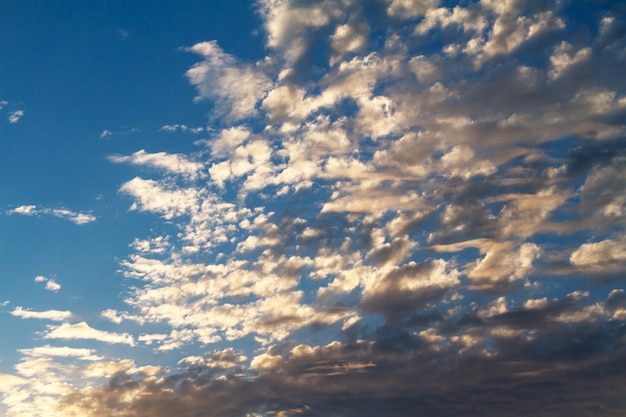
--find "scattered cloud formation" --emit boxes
[0,100,25,124]
[2,0,626,416]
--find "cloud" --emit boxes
[44,322,135,346]
[159,124,204,133]
[109,150,205,180]
[118,177,200,219]
[0,373,26,389]
[387,0,440,18]
[258,0,344,67]
[570,238,626,273]
[8,109,24,123]
[33,275,62,292]
[185,41,272,121]
[11,307,72,321]
[8,205,96,225]
[99,129,112,138]
[18,345,102,361]
[6,1,626,416]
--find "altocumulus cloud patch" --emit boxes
[1,1,626,416]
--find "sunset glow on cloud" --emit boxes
[1,1,625,416]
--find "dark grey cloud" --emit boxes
[57,307,626,417]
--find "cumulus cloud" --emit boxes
[5,1,626,416]
[570,238,626,273]
[33,275,62,292]
[186,41,272,121]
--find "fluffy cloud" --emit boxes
[570,238,626,273]
[5,0,626,416]
[186,41,272,121]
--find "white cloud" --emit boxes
[109,150,205,180]
[570,238,626,272]
[209,126,251,157]
[467,241,541,289]
[160,124,204,133]
[18,345,102,361]
[186,41,272,121]
[258,0,344,65]
[330,20,369,66]
[8,205,96,225]
[0,373,26,389]
[44,322,135,346]
[34,275,62,292]
[44,279,61,292]
[11,306,72,321]
[8,109,24,123]
[10,204,36,215]
[99,129,112,138]
[119,177,200,219]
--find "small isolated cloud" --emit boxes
[44,322,135,346]
[8,205,96,225]
[99,129,113,138]
[11,306,72,321]
[8,109,24,123]
[45,280,61,292]
[34,275,61,292]
[160,124,204,134]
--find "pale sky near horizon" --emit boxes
[1,1,626,416]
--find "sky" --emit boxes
[1,0,626,415]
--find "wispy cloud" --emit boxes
[11,307,72,321]
[109,150,205,180]
[8,205,96,225]
[44,322,135,346]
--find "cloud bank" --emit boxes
[2,1,625,416]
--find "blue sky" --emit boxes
[1,1,626,416]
